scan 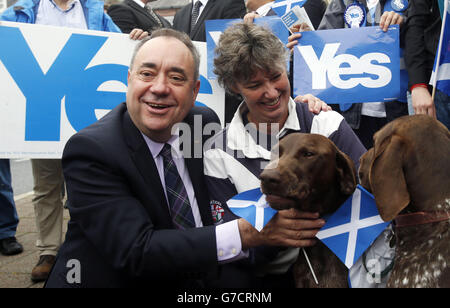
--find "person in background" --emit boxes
[0,159,23,257]
[108,0,171,36]
[404,0,450,129]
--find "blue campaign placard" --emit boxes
[293,26,400,105]
[206,17,289,80]
[205,19,240,80]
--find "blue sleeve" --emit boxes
[328,120,367,171]
[103,13,122,33]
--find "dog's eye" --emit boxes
[303,151,314,157]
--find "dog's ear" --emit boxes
[370,134,410,222]
[335,149,357,195]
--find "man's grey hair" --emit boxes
[213,22,289,95]
[129,28,201,83]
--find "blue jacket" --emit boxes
[0,0,121,32]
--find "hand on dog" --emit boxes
[260,208,325,248]
[238,207,325,249]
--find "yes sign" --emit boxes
[293,26,400,104]
[0,22,224,158]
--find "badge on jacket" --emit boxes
[210,201,225,224]
[344,1,366,28]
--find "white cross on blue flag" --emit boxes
[227,188,277,231]
[316,185,391,269]
[271,0,307,17]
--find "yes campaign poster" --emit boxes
[293,26,400,105]
[0,21,225,158]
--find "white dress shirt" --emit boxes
[35,0,87,29]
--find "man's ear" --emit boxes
[192,79,201,107]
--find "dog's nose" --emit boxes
[260,169,281,186]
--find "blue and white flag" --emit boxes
[293,26,400,105]
[227,188,277,232]
[205,17,289,79]
[316,185,391,269]
[271,0,306,17]
[430,0,450,96]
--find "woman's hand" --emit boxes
[295,94,332,114]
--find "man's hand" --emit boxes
[260,209,325,248]
[411,86,437,118]
[238,208,325,250]
[295,94,332,114]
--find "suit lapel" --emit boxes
[123,109,213,227]
[191,0,216,40]
[126,0,160,27]
[179,2,194,35]
[122,111,173,228]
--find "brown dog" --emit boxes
[260,133,357,288]
[359,115,450,288]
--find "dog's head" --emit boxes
[260,133,357,215]
[358,115,450,222]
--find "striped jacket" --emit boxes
[203,98,366,275]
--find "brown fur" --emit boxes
[358,115,450,288]
[260,133,357,288]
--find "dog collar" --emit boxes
[394,211,450,228]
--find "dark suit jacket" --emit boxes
[107,0,171,34]
[45,103,222,288]
[173,0,246,42]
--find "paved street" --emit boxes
[0,192,69,288]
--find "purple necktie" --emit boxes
[160,143,195,229]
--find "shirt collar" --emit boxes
[48,0,77,12]
[141,131,183,160]
[133,0,146,8]
[227,97,300,159]
[194,0,208,8]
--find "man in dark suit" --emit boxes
[44,28,313,288]
[108,0,171,34]
[173,0,246,46]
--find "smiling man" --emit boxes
[44,29,310,288]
